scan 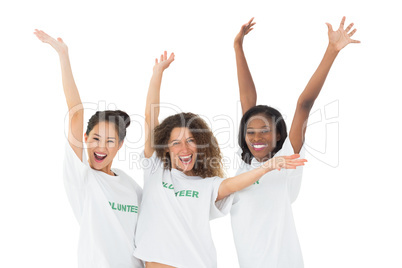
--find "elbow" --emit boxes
[218,180,235,201]
[69,108,83,120]
[297,98,315,111]
[144,112,151,120]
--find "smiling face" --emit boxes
[245,114,280,162]
[167,127,198,175]
[84,121,122,175]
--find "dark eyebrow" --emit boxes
[247,125,270,129]
[93,134,115,139]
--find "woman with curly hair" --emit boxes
[230,17,360,267]
[133,52,307,268]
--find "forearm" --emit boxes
[217,166,270,200]
[59,51,82,111]
[297,45,339,109]
[144,70,164,157]
[234,45,257,114]
[145,70,163,119]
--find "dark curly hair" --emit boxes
[86,110,131,143]
[238,105,288,164]
[154,112,224,178]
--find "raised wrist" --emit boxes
[234,42,244,50]
[327,43,341,55]
[152,68,165,76]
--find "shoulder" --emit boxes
[276,137,306,158]
[115,168,142,190]
[236,158,252,176]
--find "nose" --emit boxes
[96,140,108,151]
[252,132,263,142]
[179,142,193,153]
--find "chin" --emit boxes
[89,159,106,171]
[178,164,195,173]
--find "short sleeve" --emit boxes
[140,151,163,183]
[209,177,234,220]
[276,137,306,203]
[63,142,90,223]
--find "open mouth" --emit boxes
[252,144,268,151]
[178,154,193,165]
[94,152,107,163]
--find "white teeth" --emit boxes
[253,144,267,149]
[179,155,192,163]
[95,152,107,157]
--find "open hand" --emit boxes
[262,154,307,172]
[153,51,175,73]
[34,29,68,54]
[234,17,256,48]
[326,17,360,52]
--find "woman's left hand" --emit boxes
[326,16,361,52]
[261,154,307,172]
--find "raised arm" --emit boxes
[217,154,307,200]
[289,16,360,153]
[34,30,84,161]
[144,51,175,158]
[234,18,257,115]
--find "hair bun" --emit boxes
[115,110,131,128]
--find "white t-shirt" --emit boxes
[133,152,234,268]
[63,143,144,268]
[231,137,305,268]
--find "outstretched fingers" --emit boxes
[167,52,175,63]
[281,155,307,170]
[243,17,256,35]
[34,29,51,42]
[325,23,333,33]
[345,22,354,33]
[153,51,175,71]
[338,16,346,30]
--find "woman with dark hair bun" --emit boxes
[34,30,143,268]
[132,52,306,268]
[231,17,360,267]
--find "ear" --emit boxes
[84,133,88,143]
[118,140,124,150]
[276,133,281,142]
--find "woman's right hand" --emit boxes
[234,17,256,49]
[34,29,68,55]
[261,154,307,172]
[153,51,175,73]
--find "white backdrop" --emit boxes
[1,0,401,267]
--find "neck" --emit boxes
[90,161,115,176]
[183,170,195,176]
[174,166,195,176]
[254,153,273,163]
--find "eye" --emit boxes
[187,139,195,143]
[107,140,115,143]
[261,129,270,133]
[246,131,255,135]
[93,137,99,141]
[171,141,179,146]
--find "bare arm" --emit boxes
[234,18,257,115]
[217,154,307,200]
[34,30,84,161]
[289,17,360,153]
[144,51,175,158]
